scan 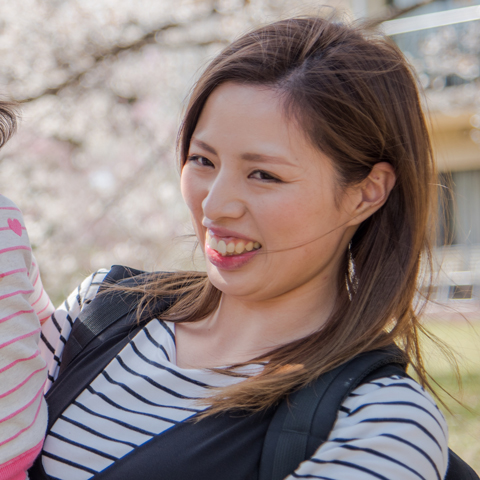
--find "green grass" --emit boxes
[421,321,480,473]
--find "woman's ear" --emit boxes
[346,162,396,226]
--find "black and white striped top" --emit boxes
[39,270,449,480]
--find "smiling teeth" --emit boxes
[217,240,227,255]
[206,232,261,256]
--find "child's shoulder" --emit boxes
[0,195,24,227]
[0,194,21,209]
[0,195,28,246]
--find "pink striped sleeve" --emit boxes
[0,195,52,478]
[0,440,44,480]
[28,257,54,324]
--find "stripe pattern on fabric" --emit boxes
[0,195,54,480]
[39,271,449,480]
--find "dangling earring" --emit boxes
[346,241,357,299]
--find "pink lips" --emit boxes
[205,243,260,270]
[203,225,261,270]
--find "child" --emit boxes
[0,102,54,480]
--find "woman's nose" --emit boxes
[201,173,246,221]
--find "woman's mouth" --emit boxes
[204,230,262,270]
[206,230,261,257]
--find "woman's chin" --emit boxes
[205,256,262,298]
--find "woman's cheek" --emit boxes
[261,200,303,249]
[180,171,201,213]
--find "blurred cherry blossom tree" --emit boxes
[0,0,449,302]
[0,0,284,302]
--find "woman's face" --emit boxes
[181,82,360,303]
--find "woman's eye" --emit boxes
[249,170,281,182]
[187,155,214,167]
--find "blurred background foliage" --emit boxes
[1,0,278,303]
[0,0,476,304]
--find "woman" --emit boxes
[33,16,448,480]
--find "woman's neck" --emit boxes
[175,276,338,369]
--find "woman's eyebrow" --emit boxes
[240,152,294,167]
[191,138,294,166]
[191,138,217,155]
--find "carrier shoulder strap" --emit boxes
[259,346,406,480]
[259,347,479,480]
[59,265,166,375]
[446,451,480,480]
[45,265,175,433]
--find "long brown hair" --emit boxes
[130,16,442,414]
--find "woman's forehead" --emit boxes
[192,82,331,168]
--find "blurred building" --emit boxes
[382,0,480,315]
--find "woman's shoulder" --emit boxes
[44,265,162,347]
[74,268,111,308]
[40,268,110,388]
[69,266,168,314]
[290,374,448,479]
[54,268,112,317]
[338,373,448,446]
[341,373,447,429]
[295,373,449,480]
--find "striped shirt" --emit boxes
[39,270,449,480]
[0,195,54,480]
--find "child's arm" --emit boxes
[0,195,54,480]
